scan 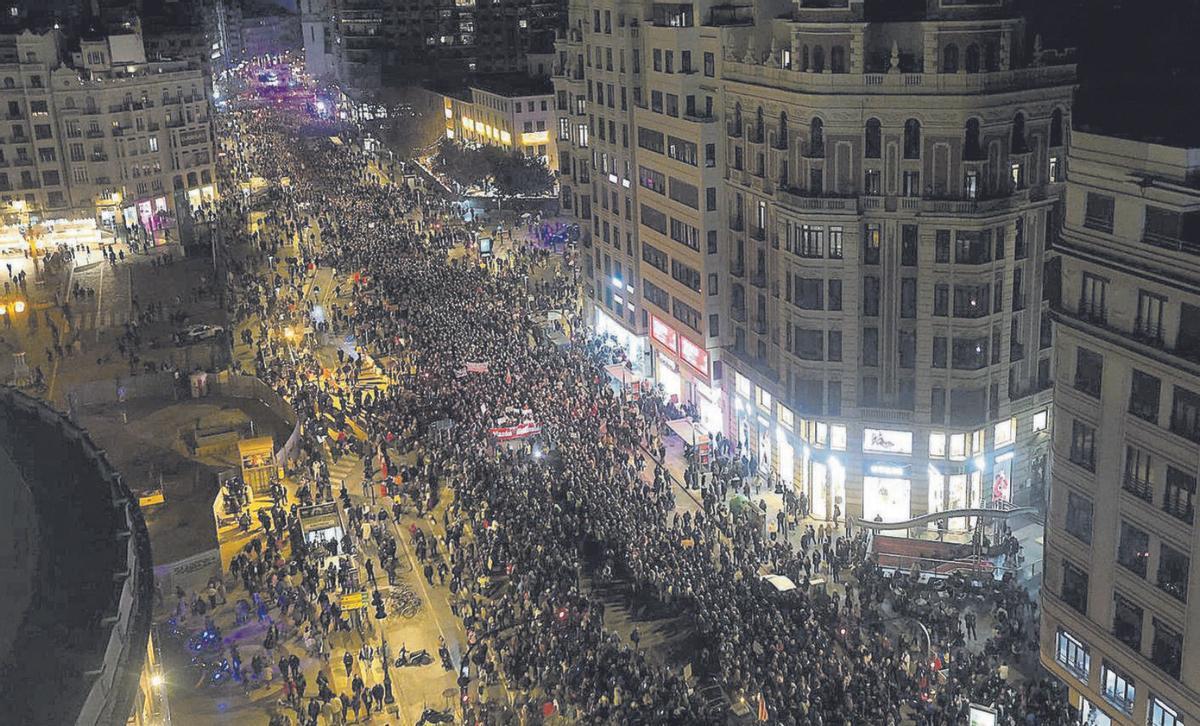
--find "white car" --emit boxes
[179,324,225,343]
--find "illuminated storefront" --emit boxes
[594,307,648,376]
[186,184,218,209]
[725,362,1050,534]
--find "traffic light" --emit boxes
[373,590,386,620]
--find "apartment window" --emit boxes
[707,274,719,296]
[798,224,823,257]
[862,327,879,366]
[953,283,991,318]
[1117,521,1150,578]
[900,278,916,318]
[1084,192,1116,233]
[1157,544,1189,603]
[932,337,947,368]
[828,227,843,259]
[864,118,881,159]
[1129,370,1161,423]
[640,204,667,234]
[1062,560,1088,614]
[952,336,989,370]
[902,171,920,197]
[828,279,842,311]
[863,276,880,316]
[1049,155,1062,183]
[901,225,918,266]
[955,230,991,264]
[1170,386,1200,443]
[1101,663,1136,715]
[638,165,665,194]
[1064,491,1093,544]
[795,277,824,310]
[794,328,824,360]
[935,229,950,263]
[1080,272,1108,323]
[1124,446,1154,502]
[703,51,714,77]
[1112,593,1144,652]
[643,279,670,311]
[863,224,881,264]
[828,330,842,361]
[641,242,668,273]
[669,218,699,251]
[670,259,701,292]
[1136,290,1166,344]
[1074,347,1103,398]
[1069,419,1096,471]
[934,284,949,316]
[1151,619,1183,680]
[1150,697,1183,726]
[1164,466,1196,524]
[898,330,916,369]
[864,169,881,195]
[1055,629,1090,683]
[705,187,717,211]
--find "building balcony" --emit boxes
[731,304,747,323]
[86,129,104,138]
[727,121,742,138]
[750,225,766,242]
[777,186,857,213]
[729,260,745,278]
[920,188,1029,217]
[682,112,716,124]
[753,318,768,335]
[729,216,744,232]
[1122,473,1153,503]
[721,60,1076,97]
[750,270,767,288]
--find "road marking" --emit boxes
[94,263,105,342]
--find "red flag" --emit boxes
[757,693,768,722]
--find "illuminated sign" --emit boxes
[649,314,678,355]
[968,705,997,726]
[862,428,913,455]
[678,336,709,376]
[520,130,549,145]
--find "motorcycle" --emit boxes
[438,644,453,671]
[394,649,433,668]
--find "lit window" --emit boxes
[970,428,985,455]
[830,425,846,451]
[1033,409,1048,432]
[993,418,1015,448]
[1150,696,1182,726]
[929,433,946,458]
[1100,663,1135,714]
[777,405,794,431]
[815,422,828,447]
[757,387,772,412]
[1055,629,1090,683]
[949,433,966,460]
[735,372,751,399]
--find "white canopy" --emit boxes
[604,363,643,387]
[761,574,797,592]
[666,417,708,445]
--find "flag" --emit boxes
[464,361,489,373]
[757,692,768,722]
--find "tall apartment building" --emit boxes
[558,0,1075,528]
[1041,131,1200,725]
[300,0,335,79]
[716,0,1074,529]
[0,28,216,240]
[310,0,562,95]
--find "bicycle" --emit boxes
[386,586,422,618]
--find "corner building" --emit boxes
[1041,131,1200,725]
[716,0,1072,528]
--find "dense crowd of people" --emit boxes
[177,90,1078,726]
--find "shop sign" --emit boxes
[340,591,365,610]
[649,314,678,355]
[862,428,913,455]
[678,336,709,376]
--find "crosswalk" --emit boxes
[327,453,361,489]
[71,308,129,332]
[353,356,390,395]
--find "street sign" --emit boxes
[340,591,366,610]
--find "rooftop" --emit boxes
[0,387,152,726]
[469,73,554,98]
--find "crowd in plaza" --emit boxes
[163,86,1079,725]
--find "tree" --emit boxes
[433,138,486,190]
[486,149,554,199]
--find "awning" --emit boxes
[604,363,642,387]
[666,417,708,445]
[761,574,797,593]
